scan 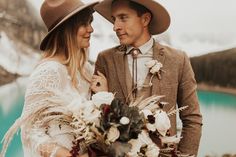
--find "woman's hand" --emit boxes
[90,71,108,93]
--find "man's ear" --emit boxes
[142,12,152,27]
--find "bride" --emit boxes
[0,0,107,157]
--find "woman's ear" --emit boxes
[142,12,152,27]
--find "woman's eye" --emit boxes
[82,21,92,26]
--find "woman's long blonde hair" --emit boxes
[43,8,93,88]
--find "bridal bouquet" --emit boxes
[32,91,190,157]
[64,92,189,157]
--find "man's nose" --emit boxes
[113,20,121,32]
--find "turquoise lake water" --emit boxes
[0,79,236,157]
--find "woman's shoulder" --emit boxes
[32,60,67,76]
[26,60,70,94]
[28,60,70,85]
[37,60,66,70]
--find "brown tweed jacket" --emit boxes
[94,42,202,156]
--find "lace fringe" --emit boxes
[0,95,68,157]
[0,113,35,157]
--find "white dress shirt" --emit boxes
[126,38,154,89]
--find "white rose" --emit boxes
[145,143,160,157]
[92,91,114,108]
[160,135,181,144]
[128,138,144,157]
[139,130,153,145]
[146,123,156,132]
[120,116,130,125]
[145,60,157,68]
[154,110,171,136]
[107,126,120,142]
[141,109,153,119]
[150,63,163,74]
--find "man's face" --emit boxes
[111,0,148,47]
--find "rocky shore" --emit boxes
[0,65,19,86]
[197,83,236,96]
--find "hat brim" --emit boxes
[94,0,170,35]
[40,1,99,51]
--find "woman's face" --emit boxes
[77,16,94,48]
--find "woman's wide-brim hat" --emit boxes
[94,0,170,35]
[40,0,98,51]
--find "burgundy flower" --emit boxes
[103,104,111,116]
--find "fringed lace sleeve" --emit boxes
[1,61,75,157]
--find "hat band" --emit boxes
[48,16,64,31]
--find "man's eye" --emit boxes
[120,16,128,21]
[111,17,115,22]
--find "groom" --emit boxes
[93,0,202,155]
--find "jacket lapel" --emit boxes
[113,46,129,98]
[151,42,166,95]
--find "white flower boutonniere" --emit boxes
[145,60,164,86]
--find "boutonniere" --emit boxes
[145,60,164,85]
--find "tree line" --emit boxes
[190,48,236,88]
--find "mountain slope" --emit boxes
[0,0,46,49]
[0,0,43,85]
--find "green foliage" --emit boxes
[190,48,236,88]
[100,98,145,142]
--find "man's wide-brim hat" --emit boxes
[94,0,170,35]
[40,0,98,51]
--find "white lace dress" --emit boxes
[1,60,93,157]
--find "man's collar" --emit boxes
[126,37,154,54]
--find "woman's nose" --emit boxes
[87,24,94,33]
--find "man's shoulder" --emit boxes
[98,45,122,57]
[155,42,187,60]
